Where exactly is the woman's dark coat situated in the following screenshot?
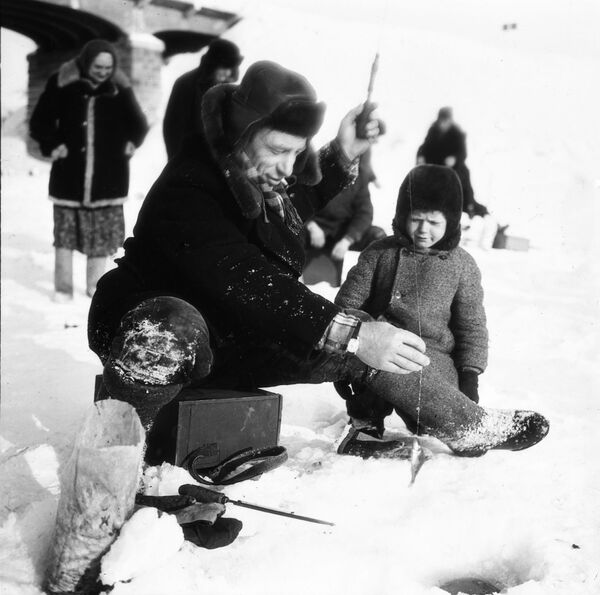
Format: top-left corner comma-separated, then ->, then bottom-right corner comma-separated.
29,60 -> 148,208
89,84 -> 355,360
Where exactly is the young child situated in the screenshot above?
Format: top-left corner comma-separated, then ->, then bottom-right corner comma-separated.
335,164 -> 488,447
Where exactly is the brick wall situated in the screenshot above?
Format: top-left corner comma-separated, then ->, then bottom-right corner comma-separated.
121,34 -> 165,125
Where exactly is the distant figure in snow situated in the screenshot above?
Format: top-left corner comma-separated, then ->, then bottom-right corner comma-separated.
30,39 -> 149,300
417,107 -> 498,249
335,165 -> 489,452
163,39 -> 243,160
303,149 -> 386,286
417,107 -> 488,218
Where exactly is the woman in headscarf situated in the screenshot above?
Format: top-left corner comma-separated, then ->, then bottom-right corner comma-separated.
30,39 -> 149,300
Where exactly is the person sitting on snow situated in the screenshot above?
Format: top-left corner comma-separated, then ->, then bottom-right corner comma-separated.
88,61 -> 549,464
303,149 -> 386,285
334,165 -> 489,453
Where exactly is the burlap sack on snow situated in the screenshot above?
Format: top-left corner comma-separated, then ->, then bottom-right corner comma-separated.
45,399 -> 145,594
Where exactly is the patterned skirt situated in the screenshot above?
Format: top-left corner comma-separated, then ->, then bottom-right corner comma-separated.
53,205 -> 125,257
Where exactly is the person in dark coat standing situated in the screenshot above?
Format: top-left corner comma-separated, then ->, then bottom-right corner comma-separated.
304,149 -> 386,282
30,39 -> 149,300
162,38 -> 243,160
88,61 -> 548,463
417,107 -> 488,217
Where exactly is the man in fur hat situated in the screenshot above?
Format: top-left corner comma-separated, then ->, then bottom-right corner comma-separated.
89,61 -> 548,461
163,38 -> 243,160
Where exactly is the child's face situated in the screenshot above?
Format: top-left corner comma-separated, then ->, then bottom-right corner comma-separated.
406,210 -> 447,250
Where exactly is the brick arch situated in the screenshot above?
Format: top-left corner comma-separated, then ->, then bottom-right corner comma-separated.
153,29 -> 215,59
0,0 -> 125,51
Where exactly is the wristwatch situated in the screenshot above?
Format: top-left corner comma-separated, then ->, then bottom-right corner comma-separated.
346,323 -> 361,354
347,336 -> 360,354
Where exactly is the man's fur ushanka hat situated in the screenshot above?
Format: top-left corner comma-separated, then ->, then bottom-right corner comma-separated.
227,60 -> 326,143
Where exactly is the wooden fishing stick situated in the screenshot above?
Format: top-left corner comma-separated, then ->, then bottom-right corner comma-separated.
355,52 -> 380,139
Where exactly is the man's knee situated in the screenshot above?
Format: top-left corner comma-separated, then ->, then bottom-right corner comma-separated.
108,296 -> 213,387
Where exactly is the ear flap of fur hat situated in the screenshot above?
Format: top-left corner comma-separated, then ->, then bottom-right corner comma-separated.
393,165 -> 463,251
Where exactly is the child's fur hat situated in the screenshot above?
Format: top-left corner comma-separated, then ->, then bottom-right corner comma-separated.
393,164 -> 463,250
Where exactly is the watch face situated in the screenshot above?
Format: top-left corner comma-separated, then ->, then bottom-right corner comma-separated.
348,337 -> 359,354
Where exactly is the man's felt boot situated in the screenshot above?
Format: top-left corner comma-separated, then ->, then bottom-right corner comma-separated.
366,369 -> 549,456
102,296 -> 213,431
443,409 -> 550,456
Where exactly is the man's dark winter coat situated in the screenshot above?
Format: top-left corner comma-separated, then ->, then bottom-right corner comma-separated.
163,40 -> 243,160
89,84 -> 355,363
416,122 -> 487,216
417,123 -> 467,166
29,60 -> 148,208
162,69 -> 215,160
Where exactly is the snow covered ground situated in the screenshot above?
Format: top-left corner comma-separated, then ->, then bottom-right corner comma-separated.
1,1 -> 599,593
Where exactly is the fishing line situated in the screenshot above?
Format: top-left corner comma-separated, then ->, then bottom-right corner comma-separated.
408,172 -> 424,438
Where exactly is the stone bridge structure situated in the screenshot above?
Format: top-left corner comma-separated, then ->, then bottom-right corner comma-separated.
0,0 -> 240,155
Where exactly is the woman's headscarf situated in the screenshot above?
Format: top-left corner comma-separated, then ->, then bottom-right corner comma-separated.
76,39 -> 118,79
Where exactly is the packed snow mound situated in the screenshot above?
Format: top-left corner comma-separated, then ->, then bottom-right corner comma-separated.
100,507 -> 184,586
141,462 -> 200,497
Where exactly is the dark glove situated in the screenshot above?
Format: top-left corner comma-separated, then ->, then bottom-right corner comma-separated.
458,370 -> 480,403
182,517 -> 243,549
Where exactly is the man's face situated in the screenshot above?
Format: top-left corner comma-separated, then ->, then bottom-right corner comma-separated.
406,209 -> 448,250
437,117 -> 453,132
214,67 -> 236,83
245,128 -> 307,187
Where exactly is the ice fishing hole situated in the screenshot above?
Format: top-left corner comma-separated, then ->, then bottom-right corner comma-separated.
435,539 -> 546,594
438,577 -> 502,594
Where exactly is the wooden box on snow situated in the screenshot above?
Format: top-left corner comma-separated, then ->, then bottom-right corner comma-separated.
504,235 -> 530,251
174,387 -> 283,468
